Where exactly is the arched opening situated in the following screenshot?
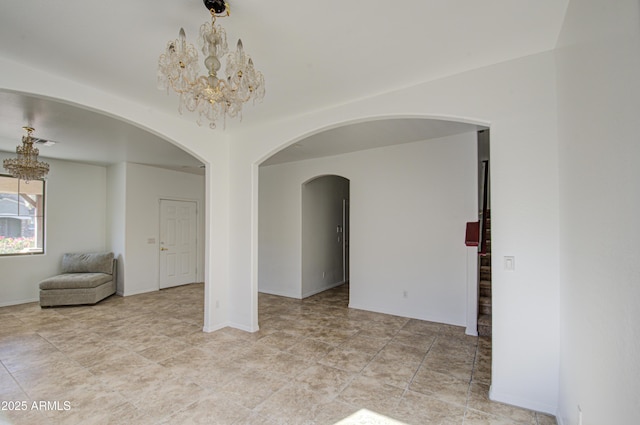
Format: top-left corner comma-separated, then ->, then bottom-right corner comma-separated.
0,89 -> 207,309
257,116 -> 487,334
302,175 -> 350,299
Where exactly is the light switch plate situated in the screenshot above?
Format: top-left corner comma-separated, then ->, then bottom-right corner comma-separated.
504,256 -> 515,271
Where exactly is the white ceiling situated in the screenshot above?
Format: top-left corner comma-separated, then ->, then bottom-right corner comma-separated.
0,0 -> 569,169
262,119 -> 483,166
0,91 -> 205,173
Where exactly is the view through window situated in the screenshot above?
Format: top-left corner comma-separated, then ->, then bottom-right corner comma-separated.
0,175 -> 45,255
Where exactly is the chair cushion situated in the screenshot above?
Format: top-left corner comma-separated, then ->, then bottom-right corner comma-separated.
61,252 -> 114,274
39,273 -> 113,290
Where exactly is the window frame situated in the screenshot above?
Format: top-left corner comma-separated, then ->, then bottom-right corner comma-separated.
0,174 -> 46,257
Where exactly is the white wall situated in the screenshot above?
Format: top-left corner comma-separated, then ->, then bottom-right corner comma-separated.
0,156 -> 205,304
0,154 -> 107,306
1,56 -> 232,331
234,50 -> 561,413
120,163 -> 205,296
107,162 -> 127,294
258,164 -> 303,298
1,40 -> 563,413
555,1 -> 640,424
259,133 -> 477,326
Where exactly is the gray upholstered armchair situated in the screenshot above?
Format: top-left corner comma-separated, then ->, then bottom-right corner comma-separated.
39,252 -> 116,307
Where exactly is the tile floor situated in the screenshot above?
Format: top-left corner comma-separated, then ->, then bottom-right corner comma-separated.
0,283 -> 556,425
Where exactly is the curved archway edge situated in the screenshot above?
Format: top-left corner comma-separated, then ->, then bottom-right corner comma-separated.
256,114 -> 491,167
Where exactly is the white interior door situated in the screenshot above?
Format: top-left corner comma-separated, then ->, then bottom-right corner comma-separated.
159,199 -> 197,289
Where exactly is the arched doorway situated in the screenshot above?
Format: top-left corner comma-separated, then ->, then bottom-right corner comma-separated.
256,116 -> 485,332
302,175 -> 350,299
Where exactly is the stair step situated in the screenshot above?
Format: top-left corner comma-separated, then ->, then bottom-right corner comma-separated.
478,314 -> 492,337
480,267 -> 491,280
478,314 -> 492,326
479,297 -> 492,315
477,209 -> 492,337
479,296 -> 492,306
479,281 -> 492,297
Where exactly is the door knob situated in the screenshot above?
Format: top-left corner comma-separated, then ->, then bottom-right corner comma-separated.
160,247 -> 168,251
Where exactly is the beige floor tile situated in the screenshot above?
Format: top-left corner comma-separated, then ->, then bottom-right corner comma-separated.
318,347 -> 376,373
338,375 -> 404,417
0,366 -> 27,400
391,330 -> 437,351
12,364 -> 102,400
361,357 -> 420,389
472,362 -> 492,385
127,377 -> 211,420
333,408 -> 409,425
402,318 -> 444,335
255,384 -> 325,424
287,338 -> 335,361
311,400 -> 361,425
220,368 -> 290,409
338,334 -> 389,355
255,330 -> 304,351
0,407 -> 53,425
536,412 -> 558,425
375,341 -> 427,366
409,368 -> 470,406
352,325 -> 398,340
463,409 -> 518,425
39,386 -> 129,425
468,383 -> 537,425
294,363 -> 355,401
0,283 -> 556,425
393,390 -> 464,425
308,327 -> 360,346
422,352 -> 474,381
160,392 -> 251,425
135,337 -> 191,362
233,411 -> 282,425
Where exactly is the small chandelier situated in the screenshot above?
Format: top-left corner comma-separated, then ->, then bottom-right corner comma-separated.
158,0 -> 265,129
3,126 -> 50,182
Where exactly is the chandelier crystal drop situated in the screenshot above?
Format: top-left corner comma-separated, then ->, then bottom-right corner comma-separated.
3,127 -> 50,182
157,0 -> 265,129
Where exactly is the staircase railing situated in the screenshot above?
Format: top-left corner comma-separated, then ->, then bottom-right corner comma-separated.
480,160 -> 489,254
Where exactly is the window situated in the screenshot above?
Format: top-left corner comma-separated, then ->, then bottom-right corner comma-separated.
0,175 -> 45,255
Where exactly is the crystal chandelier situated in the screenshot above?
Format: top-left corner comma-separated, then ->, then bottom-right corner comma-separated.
3,127 -> 50,182
158,0 -> 265,129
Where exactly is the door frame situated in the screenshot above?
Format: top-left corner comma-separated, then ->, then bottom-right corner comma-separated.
158,197 -> 199,289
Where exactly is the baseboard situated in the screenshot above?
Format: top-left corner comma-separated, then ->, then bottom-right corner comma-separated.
489,385 -> 557,416
466,327 -> 478,337
302,281 -> 345,299
258,288 -> 301,299
202,322 -> 230,333
229,322 -> 259,333
203,321 -> 260,333
120,287 -> 158,297
0,297 -> 39,307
